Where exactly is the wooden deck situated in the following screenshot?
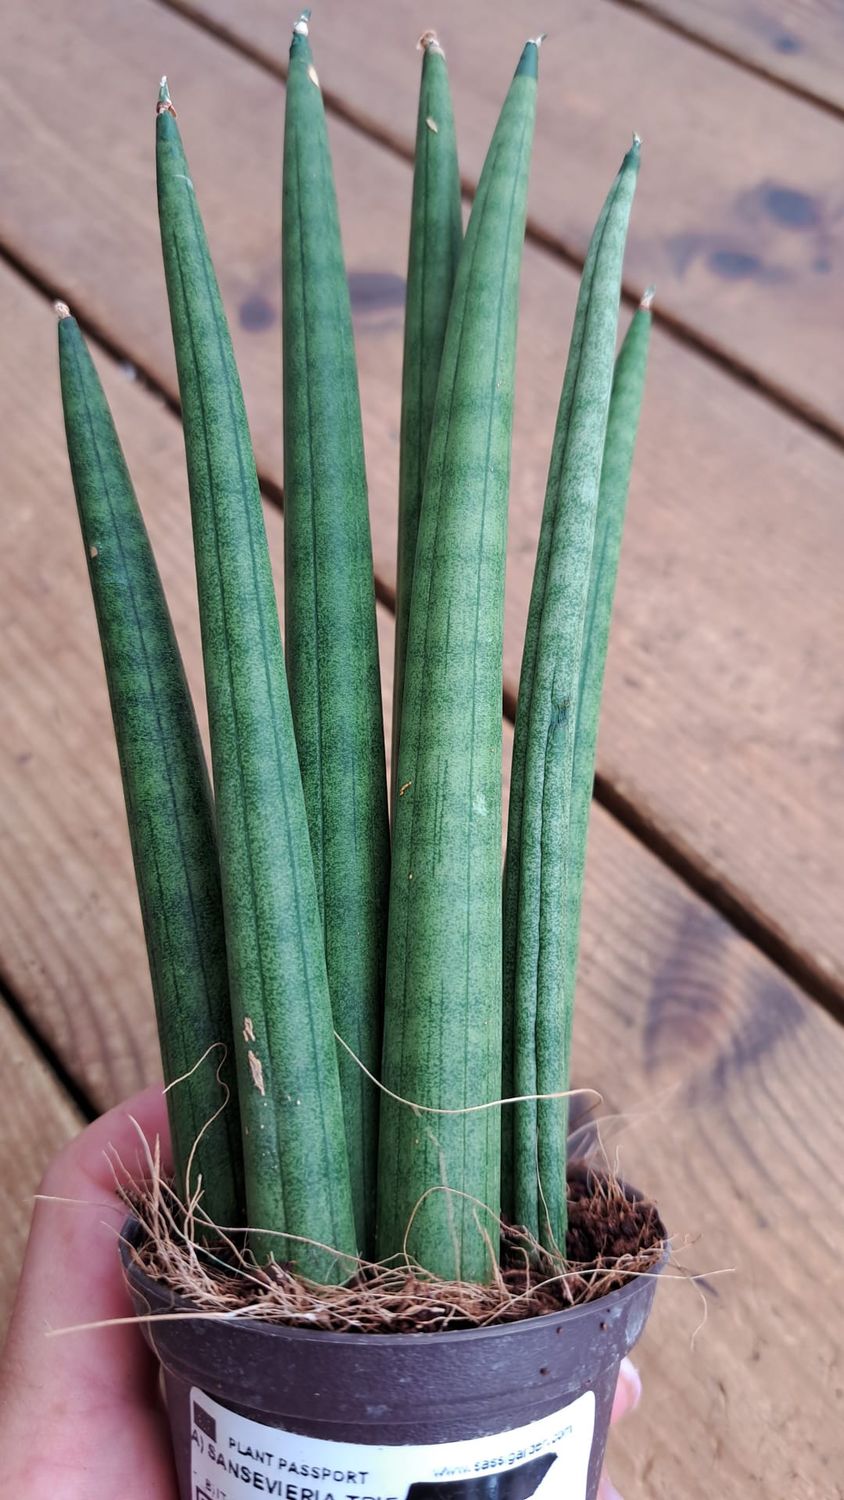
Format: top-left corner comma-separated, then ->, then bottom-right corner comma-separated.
0,2 -> 841,1494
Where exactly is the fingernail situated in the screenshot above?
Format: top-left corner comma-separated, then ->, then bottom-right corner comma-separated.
599,1478 -> 624,1500
618,1356 -> 642,1410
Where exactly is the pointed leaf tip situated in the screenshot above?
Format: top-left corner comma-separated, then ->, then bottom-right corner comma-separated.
293,10 -> 310,36
515,36 -> 542,78
640,285 -> 656,310
622,133 -> 642,174
157,76 -> 176,116
54,300 -> 71,321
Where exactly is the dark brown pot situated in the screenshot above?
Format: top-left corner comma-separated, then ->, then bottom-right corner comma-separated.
121,1197 -> 665,1500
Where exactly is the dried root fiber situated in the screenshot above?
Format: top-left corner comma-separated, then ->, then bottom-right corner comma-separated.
120,1151 -> 666,1336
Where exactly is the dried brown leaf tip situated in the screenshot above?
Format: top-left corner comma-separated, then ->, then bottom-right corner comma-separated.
156,76 -> 177,118
417,30 -> 444,55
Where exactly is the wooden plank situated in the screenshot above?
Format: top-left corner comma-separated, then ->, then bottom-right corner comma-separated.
2,280 -> 196,1109
0,255 -> 394,1109
1,260 -> 843,1498
0,1007 -> 81,1332
1,0 -> 842,998
169,0 -> 844,437
568,815 -> 844,1500
619,0 -> 844,116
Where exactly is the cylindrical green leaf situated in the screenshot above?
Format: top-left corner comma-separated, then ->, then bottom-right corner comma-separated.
567,293 -> 653,997
502,143 -> 640,1251
392,33 -> 462,806
58,308 -> 242,1230
156,80 -> 356,1280
282,16 -> 390,1258
378,42 -> 539,1282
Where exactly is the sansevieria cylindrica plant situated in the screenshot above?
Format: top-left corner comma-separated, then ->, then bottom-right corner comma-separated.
59,16 -> 651,1289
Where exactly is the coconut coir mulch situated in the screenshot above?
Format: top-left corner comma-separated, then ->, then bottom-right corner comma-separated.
123,1165 -> 666,1336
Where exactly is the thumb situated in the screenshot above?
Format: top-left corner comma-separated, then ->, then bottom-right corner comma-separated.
0,1087 -> 177,1497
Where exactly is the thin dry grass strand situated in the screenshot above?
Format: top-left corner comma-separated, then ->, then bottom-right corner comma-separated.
40,1160 -> 730,1344
112,1141 -> 673,1333
334,1031 -> 601,1115
534,1132 -> 566,1263
567,1082 -> 684,1165
689,1277 -> 711,1351
45,1258 -> 732,1342
162,1043 -> 233,1215
37,1090 -> 711,1337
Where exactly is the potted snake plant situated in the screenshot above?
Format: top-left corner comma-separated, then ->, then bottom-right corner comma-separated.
58,15 -> 664,1499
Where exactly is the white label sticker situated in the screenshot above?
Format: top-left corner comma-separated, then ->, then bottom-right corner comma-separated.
190,1383 -> 594,1500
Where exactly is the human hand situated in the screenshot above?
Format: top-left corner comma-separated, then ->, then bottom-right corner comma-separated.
0,1091 -> 643,1500
600,1356 -> 643,1500
0,1086 -> 177,1500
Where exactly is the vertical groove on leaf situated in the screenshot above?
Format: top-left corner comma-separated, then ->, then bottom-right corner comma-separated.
282,23 -> 390,1258
392,36 -> 462,807
58,311 -> 242,1230
378,43 -> 539,1283
502,144 -> 640,1250
156,82 -> 356,1281
567,295 -> 653,1015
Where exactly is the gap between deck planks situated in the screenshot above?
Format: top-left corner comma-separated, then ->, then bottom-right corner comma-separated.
1,0 -> 842,1007
0,999 -> 82,1330
607,0 -> 844,118
160,0 -> 844,439
1,255 -> 843,1496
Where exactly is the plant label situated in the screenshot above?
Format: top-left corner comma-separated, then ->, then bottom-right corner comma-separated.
190,1385 -> 595,1499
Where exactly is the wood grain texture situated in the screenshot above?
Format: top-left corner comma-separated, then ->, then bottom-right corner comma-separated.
574,813 -> 844,1499
0,256 -> 394,1112
1,257 -> 842,1494
169,0 -> 844,435
0,0 -> 841,999
618,0 -> 844,115
0,1009 -> 81,1333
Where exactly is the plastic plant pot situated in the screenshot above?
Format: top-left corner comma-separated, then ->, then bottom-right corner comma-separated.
121,1194 -> 665,1500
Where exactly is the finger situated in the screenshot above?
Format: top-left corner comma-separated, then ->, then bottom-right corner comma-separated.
598,1479 -> 624,1500
610,1357 -> 642,1424
599,1359 -> 643,1500
0,1086 -> 171,1407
